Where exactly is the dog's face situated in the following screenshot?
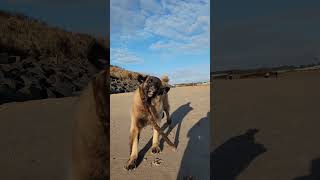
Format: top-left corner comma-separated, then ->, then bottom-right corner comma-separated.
138,75 -> 170,99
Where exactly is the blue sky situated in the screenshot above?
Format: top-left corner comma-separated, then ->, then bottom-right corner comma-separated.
2,0 -> 320,74
213,0 -> 320,71
110,0 -> 210,84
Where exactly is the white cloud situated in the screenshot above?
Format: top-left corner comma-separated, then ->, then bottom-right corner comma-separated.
110,0 -> 210,54
145,0 -> 210,53
139,0 -> 162,14
111,48 -> 144,64
136,63 -> 210,84
110,0 -> 146,36
149,32 -> 209,53
170,67 -> 210,84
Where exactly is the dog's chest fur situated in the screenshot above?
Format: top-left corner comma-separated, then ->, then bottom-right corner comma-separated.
150,96 -> 164,120
139,96 -> 164,127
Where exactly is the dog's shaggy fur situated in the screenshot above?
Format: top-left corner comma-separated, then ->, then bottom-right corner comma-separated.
125,75 -> 171,170
71,69 -> 109,180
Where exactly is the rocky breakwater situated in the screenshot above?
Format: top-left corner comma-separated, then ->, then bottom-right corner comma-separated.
0,53 -> 100,104
110,66 -> 141,94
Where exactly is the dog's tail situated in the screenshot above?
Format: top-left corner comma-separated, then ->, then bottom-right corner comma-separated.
161,75 -> 169,83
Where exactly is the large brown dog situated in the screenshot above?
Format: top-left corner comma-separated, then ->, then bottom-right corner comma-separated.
71,69 -> 109,180
125,75 -> 172,170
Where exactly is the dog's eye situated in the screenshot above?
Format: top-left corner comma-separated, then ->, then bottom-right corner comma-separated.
148,79 -> 152,84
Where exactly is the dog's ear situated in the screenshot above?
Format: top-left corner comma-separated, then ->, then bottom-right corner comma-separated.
159,86 -> 170,95
137,74 -> 148,84
164,86 -> 170,94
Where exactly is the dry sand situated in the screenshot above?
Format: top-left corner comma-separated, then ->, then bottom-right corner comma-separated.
3,70 -> 318,180
212,71 -> 320,180
0,85 -> 210,180
0,97 -> 78,180
111,85 -> 210,180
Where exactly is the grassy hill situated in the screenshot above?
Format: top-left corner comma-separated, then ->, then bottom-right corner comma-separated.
110,65 -> 143,93
0,10 -> 107,61
0,10 -> 107,104
0,10 -> 164,100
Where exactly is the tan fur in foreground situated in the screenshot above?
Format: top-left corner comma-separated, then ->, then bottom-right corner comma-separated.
71,70 -> 109,180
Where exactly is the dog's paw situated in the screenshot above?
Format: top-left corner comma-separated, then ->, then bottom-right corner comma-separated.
151,146 -> 161,154
124,159 -> 137,171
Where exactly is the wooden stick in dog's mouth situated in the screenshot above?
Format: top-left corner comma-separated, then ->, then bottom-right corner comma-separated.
147,106 -> 176,151
139,87 -> 176,151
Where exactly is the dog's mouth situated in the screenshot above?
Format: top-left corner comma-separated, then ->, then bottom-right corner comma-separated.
147,87 -> 157,97
147,87 -> 168,97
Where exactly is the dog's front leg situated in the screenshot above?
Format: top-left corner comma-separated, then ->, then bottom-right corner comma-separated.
163,98 -> 171,125
125,123 -> 139,170
151,128 -> 161,154
165,108 -> 171,125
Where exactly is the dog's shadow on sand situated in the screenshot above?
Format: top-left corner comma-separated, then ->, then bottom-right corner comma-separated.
211,128 -> 267,180
177,112 -> 210,179
135,102 -> 193,167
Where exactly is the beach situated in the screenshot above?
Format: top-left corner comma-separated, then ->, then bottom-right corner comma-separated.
212,71 -> 320,180
111,85 -> 210,180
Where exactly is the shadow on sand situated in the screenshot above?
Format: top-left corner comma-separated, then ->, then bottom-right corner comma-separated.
177,112 -> 210,180
135,102 -> 193,167
211,128 -> 267,180
293,159 -> 320,180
